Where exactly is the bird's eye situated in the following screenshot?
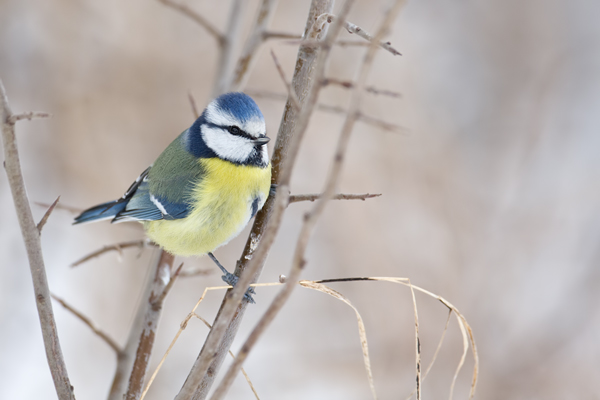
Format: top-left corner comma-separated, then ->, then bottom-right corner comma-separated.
228,126 -> 241,135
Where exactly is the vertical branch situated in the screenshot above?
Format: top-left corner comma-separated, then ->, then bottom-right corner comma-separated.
0,80 -> 76,400
229,0 -> 279,92
213,0 -> 246,97
124,251 -> 175,400
209,0 -> 407,397
107,250 -> 174,400
174,1 -> 337,400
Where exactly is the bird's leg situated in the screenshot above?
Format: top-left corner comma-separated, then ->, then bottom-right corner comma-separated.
269,183 -> 277,197
207,252 -> 255,303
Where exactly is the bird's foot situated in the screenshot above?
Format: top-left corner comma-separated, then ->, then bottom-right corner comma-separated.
220,271 -> 256,304
208,252 -> 256,304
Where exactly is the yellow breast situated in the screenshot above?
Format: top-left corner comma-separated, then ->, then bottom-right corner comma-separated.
144,158 -> 271,256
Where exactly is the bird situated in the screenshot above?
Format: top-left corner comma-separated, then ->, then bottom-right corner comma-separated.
74,92 -> 272,301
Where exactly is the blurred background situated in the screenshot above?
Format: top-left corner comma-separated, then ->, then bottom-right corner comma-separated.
1,0 -> 599,399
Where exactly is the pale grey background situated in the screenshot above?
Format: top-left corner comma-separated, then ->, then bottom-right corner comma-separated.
1,0 -> 599,399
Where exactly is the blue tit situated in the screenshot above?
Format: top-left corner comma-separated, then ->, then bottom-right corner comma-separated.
74,92 -> 271,297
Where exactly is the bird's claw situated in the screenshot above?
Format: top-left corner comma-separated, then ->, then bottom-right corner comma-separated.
221,271 -> 256,303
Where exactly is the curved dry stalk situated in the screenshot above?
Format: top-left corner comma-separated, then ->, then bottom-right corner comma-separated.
299,281 -> 378,400
1,79 -> 75,400
404,309 -> 452,400
140,284 -> 262,400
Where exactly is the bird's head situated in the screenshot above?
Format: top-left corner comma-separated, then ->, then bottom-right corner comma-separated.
187,92 -> 270,167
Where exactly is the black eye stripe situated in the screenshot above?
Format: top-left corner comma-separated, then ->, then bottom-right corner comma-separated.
203,122 -> 256,140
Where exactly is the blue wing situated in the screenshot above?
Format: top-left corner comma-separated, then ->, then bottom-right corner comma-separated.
112,167 -> 193,222
74,165 -> 193,224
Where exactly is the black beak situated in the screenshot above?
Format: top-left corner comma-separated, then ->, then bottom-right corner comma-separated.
253,136 -> 270,145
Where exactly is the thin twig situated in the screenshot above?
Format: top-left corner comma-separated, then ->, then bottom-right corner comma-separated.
270,49 -> 301,112
289,192 -> 381,203
71,239 -> 151,267
1,79 -> 75,400
229,0 -> 279,91
262,31 -> 302,40
322,77 -> 402,98
210,2 -> 407,398
157,0 -> 224,45
37,195 -> 60,233
8,111 -> 51,123
245,89 -> 407,133
213,0 -> 246,96
51,293 -> 122,355
35,201 -> 82,214
176,1 -> 338,399
325,14 -> 402,56
178,266 -> 213,278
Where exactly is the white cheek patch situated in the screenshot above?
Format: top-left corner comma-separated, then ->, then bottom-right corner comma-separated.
202,125 -> 255,163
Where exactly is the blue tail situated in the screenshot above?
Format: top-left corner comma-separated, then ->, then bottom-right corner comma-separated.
73,200 -> 128,224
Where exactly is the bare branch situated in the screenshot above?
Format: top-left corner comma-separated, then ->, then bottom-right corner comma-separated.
70,240 -> 151,267
1,79 -> 75,400
108,250 -> 173,400
270,49 -> 301,112
176,1 -> 339,399
289,192 -> 381,203
322,77 -> 402,98
210,2 -> 407,398
229,0 -> 279,91
51,293 -> 122,355
123,251 -> 174,400
37,195 -> 60,233
157,0 -> 224,45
